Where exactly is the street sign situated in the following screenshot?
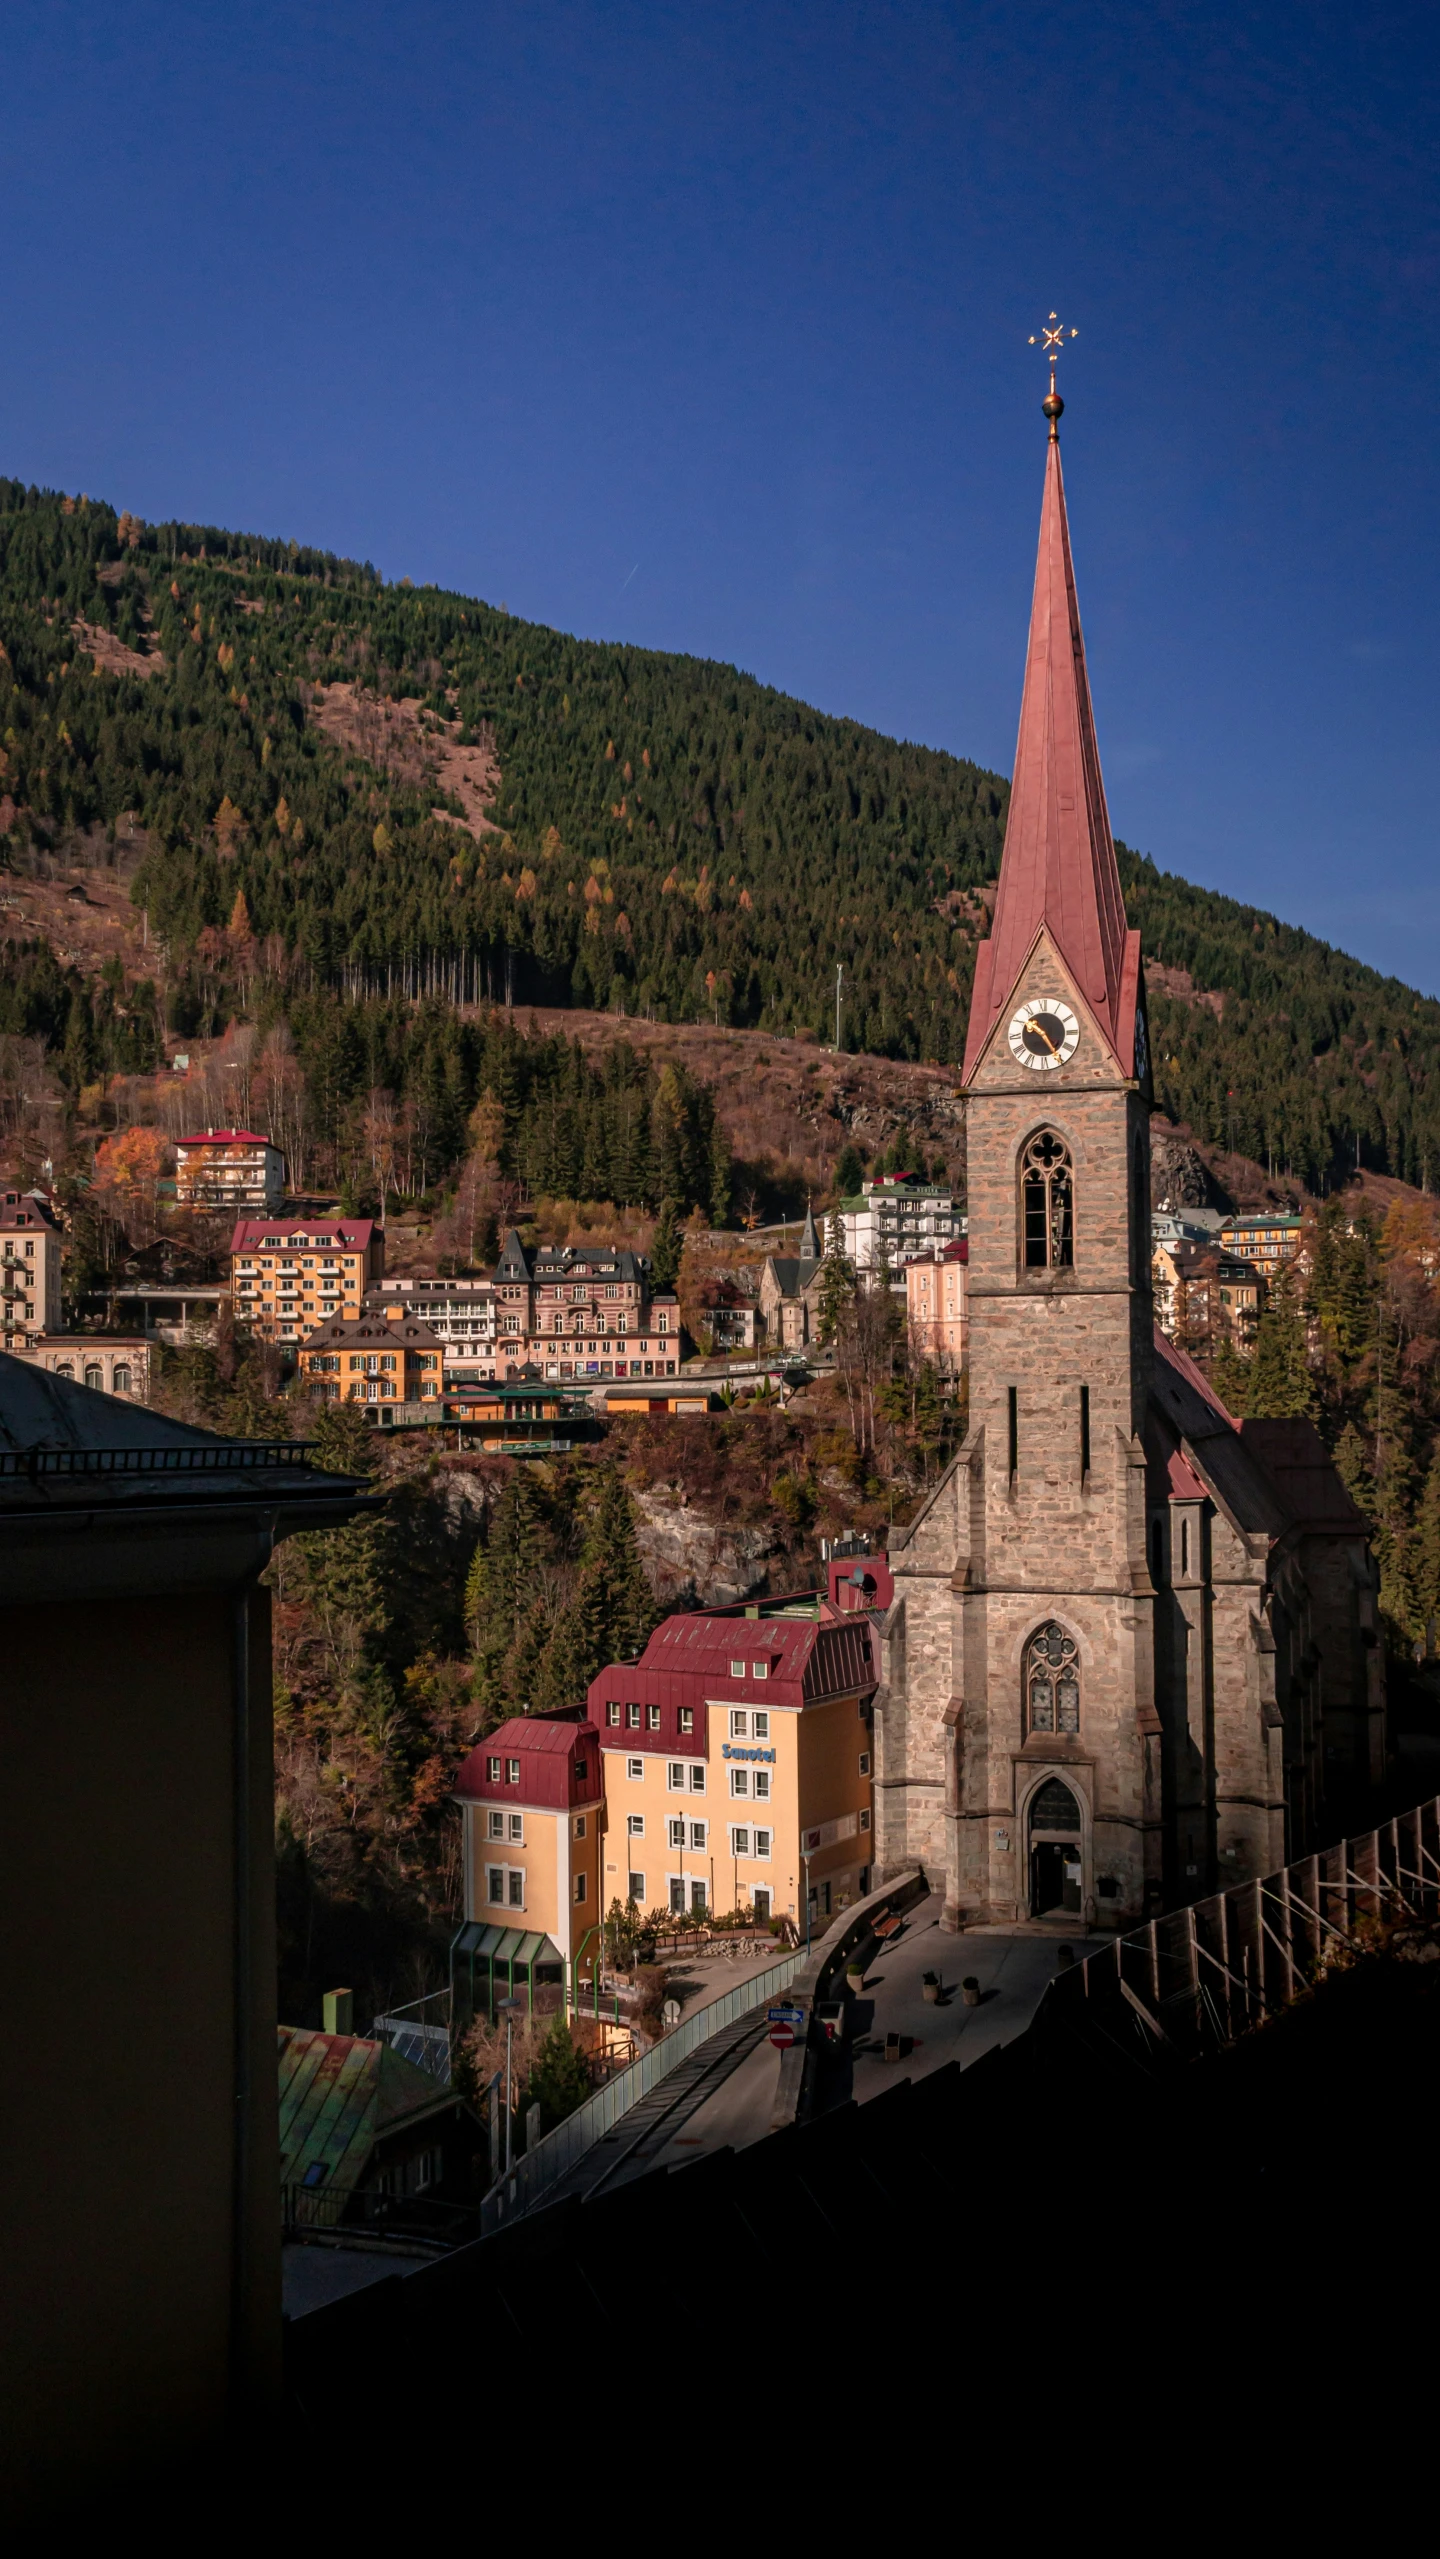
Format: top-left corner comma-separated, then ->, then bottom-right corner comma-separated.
769,2023 -> 796,2050
767,2004 -> 804,2025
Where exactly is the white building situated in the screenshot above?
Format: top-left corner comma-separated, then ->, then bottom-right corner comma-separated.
838,1178 -> 961,1273
370,1277 -> 498,1366
176,1129 -> 285,1215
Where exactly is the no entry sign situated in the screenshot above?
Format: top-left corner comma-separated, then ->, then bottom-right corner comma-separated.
769,2022 -> 796,2049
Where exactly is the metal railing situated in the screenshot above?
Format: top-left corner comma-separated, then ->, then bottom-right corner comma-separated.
480,1950 -> 804,2234
0,1439 -> 320,1478
1038,1795 -> 1440,2058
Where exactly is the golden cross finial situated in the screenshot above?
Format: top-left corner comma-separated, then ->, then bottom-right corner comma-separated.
1028,311 -> 1077,437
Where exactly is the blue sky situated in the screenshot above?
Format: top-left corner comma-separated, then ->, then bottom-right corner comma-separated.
5,2 -> 1440,986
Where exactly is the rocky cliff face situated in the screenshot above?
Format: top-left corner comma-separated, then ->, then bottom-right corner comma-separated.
633,1486 -> 791,1608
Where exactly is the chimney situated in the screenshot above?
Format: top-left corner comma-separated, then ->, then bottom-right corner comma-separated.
322,1987 -> 353,2036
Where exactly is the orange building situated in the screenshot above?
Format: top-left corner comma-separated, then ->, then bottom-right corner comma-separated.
297,1312 -> 442,1406
451,1719 -> 605,2017
230,1217 -> 382,1343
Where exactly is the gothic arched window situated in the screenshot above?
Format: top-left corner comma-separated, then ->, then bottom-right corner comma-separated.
1021,1131 -> 1074,1270
1025,1621 -> 1081,1735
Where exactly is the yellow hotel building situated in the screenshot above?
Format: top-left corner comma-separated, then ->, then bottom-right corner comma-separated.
586,1561 -> 890,1930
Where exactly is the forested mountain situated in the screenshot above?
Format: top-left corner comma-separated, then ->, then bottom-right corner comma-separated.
1,473 -> 1437,1191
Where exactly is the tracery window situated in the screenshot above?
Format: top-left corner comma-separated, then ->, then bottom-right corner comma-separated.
1021,1131 -> 1074,1270
1025,1621 -> 1081,1735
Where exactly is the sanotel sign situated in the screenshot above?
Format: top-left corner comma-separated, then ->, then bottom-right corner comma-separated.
721,1744 -> 777,1763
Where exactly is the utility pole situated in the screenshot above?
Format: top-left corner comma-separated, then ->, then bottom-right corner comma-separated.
835,964 -> 844,1053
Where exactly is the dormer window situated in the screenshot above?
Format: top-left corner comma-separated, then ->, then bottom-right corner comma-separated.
730,1659 -> 745,1679
752,1661 -> 769,1681
506,1758 -> 521,1784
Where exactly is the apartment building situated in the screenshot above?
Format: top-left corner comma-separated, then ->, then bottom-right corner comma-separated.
230,1217 -> 383,1341
451,1719 -> 605,2019
905,1238 -> 968,1375
1219,1213 -> 1305,1270
298,1312 -> 443,1406
1152,1239 -> 1263,1353
587,1557 -> 890,1931
839,1176 -> 961,1274
175,1128 -> 285,1215
492,1229 -> 680,1379
371,1275 -> 498,1365
0,1188 -> 62,1351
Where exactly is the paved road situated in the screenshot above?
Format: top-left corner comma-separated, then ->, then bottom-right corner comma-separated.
639,1894 -> 1106,2170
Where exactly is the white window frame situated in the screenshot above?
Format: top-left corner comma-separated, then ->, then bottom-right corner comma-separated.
507,1813 -> 524,1844
627,1870 -> 646,1905
753,1770 -> 771,1802
667,1817 -> 686,1850
688,1820 -> 707,1852
751,1661 -> 769,1681
486,1809 -> 505,1841
627,1813 -> 645,1838
667,1761 -> 686,1791
752,1712 -> 770,1739
627,1757 -> 645,1781
689,1765 -> 705,1793
485,1864 -> 526,1909
730,1767 -> 750,1798
729,1708 -> 748,1737
730,1824 -> 751,1858
574,1815 -> 587,1839
752,1827 -> 773,1860
729,1662 -> 745,1682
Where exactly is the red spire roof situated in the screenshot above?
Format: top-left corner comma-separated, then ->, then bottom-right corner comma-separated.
962,430 -> 1140,1082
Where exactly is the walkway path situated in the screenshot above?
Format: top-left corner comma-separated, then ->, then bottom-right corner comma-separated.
634,1895 -> 1106,2174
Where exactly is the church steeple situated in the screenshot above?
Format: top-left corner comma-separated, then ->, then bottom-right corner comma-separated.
961,411 -> 1140,1084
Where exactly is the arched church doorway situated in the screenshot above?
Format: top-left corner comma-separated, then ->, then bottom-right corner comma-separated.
1028,1776 -> 1083,1916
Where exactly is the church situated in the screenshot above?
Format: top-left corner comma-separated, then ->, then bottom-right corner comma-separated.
875,379 -> 1384,1932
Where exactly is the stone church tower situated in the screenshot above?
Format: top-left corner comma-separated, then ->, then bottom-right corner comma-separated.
875,388 -> 1383,1932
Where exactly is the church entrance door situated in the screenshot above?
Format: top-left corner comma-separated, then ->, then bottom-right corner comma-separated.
1028,1777 -> 1083,1916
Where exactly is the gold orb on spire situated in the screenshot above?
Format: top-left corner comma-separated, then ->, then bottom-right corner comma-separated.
1028,311 -> 1078,437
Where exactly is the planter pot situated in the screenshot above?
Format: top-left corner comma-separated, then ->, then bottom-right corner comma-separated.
846,1966 -> 866,1991
923,1982 -> 941,2004
962,1980 -> 982,2007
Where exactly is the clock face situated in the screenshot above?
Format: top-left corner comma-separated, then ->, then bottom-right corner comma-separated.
1008,997 -> 1080,1071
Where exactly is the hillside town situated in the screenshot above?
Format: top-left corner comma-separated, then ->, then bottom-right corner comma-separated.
5,9 -> 1437,2495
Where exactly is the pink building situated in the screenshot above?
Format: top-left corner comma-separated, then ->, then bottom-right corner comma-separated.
905,1237 -> 967,1376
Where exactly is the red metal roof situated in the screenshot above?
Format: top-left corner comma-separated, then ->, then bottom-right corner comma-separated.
177,1130 -> 275,1146
963,430 -> 1139,1083
454,1717 -> 602,1808
230,1217 -> 375,1251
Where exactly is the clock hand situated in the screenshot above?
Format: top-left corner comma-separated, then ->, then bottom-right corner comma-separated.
1029,1018 -> 1060,1055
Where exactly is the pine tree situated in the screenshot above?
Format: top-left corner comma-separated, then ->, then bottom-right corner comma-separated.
650,1198 -> 683,1290
707,1110 -> 732,1228
1243,1263 -> 1316,1419
1333,1422 -> 1375,1523
1210,1334 -> 1251,1416
520,2014 -> 591,2134
1415,1452 -> 1440,1652
467,1472 -> 547,1715
817,1210 -> 857,1347
833,1141 -> 864,1200
532,1467 -> 656,1711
